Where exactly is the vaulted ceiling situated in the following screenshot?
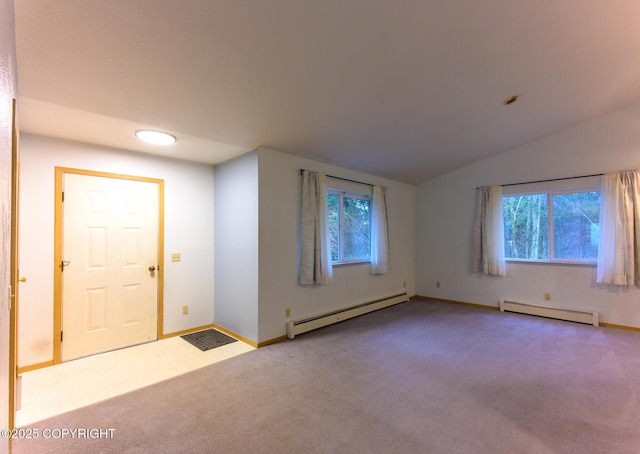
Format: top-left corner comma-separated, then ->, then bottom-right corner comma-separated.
14,1 -> 640,184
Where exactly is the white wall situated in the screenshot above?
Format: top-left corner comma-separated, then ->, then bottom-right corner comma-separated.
416,99 -> 640,328
213,151 -> 259,342
1,0 -> 17,446
18,134 -> 215,367
257,147 -> 416,343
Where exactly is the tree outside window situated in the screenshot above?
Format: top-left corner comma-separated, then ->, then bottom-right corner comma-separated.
502,190 -> 599,263
327,191 -> 370,263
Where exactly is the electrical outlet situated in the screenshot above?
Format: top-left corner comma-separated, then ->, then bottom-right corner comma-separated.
436,281 -> 441,288
182,305 -> 188,315
544,293 -> 551,301
285,307 -> 291,317
171,253 -> 181,262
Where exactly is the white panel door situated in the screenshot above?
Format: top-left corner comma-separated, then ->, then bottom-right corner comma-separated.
62,173 -> 158,361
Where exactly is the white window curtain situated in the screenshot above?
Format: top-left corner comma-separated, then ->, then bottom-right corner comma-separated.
597,170 -> 640,285
299,170 -> 332,285
370,185 -> 390,275
473,185 -> 506,276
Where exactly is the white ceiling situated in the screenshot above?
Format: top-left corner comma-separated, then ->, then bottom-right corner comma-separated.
14,1 -> 640,184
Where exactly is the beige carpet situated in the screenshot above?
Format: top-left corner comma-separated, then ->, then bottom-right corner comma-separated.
13,298 -> 640,453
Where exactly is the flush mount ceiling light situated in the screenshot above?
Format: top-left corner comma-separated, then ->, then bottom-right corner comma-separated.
135,130 -> 177,145
503,95 -> 519,106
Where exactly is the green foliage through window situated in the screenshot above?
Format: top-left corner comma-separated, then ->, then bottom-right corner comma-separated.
552,192 -> 600,260
327,191 -> 370,263
503,194 -> 549,260
502,190 -> 600,262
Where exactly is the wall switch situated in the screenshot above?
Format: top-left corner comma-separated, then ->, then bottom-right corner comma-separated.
285,308 -> 291,318
436,281 -> 441,288
403,281 -> 406,288
182,305 -> 188,315
171,253 -> 181,262
544,293 -> 551,301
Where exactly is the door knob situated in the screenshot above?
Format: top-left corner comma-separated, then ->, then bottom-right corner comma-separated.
149,266 -> 156,272
19,277 -> 26,283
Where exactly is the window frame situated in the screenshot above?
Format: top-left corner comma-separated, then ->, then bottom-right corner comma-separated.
327,188 -> 371,265
503,186 -> 601,266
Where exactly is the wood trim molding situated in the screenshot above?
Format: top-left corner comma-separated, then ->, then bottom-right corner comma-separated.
53,168 -> 63,363
9,98 -> 19,430
17,360 -> 55,374
414,295 -> 500,311
212,324 -> 258,348
257,336 -> 287,348
161,324 -> 287,349
159,324 -> 216,339
181,322 -> 287,349
157,178 -> 165,339
599,322 -> 640,332
417,295 -> 640,332
54,167 -> 166,184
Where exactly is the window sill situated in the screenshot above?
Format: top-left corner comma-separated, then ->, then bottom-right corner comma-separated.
332,260 -> 370,268
506,259 -> 596,267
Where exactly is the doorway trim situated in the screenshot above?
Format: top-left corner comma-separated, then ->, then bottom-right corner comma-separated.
9,98 -> 20,430
53,167 -> 164,364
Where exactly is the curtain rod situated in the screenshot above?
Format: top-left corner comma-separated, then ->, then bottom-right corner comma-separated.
477,173 -> 603,189
299,169 -> 375,187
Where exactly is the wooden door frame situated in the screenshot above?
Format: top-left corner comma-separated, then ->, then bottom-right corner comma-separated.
9,98 -> 19,430
53,167 -> 164,364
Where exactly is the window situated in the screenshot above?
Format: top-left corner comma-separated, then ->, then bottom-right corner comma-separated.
327,190 -> 371,264
502,190 -> 600,263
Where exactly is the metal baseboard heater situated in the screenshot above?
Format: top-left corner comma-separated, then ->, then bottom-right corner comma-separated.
286,292 -> 409,339
499,297 -> 599,326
